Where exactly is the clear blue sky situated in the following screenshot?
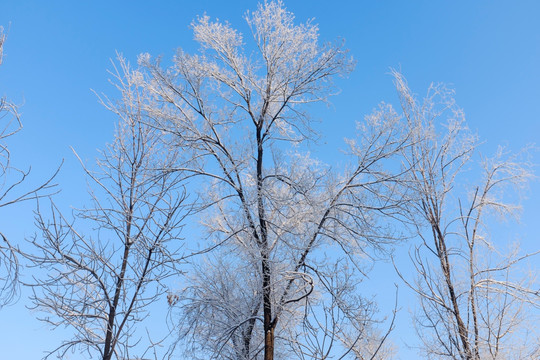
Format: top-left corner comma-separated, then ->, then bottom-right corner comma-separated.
1,1 -> 539,358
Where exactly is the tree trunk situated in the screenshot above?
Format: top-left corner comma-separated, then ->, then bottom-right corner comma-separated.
264,324 -> 275,360
262,251 -> 275,360
434,225 -> 472,359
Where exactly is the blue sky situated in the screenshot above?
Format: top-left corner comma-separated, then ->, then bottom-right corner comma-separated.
0,1 -> 539,358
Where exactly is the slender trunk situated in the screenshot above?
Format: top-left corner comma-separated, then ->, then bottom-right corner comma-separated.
103,244 -> 130,360
103,172 -> 136,360
262,255 -> 275,360
469,240 -> 479,360
434,224 -> 472,360
255,121 -> 274,360
469,188 -> 482,360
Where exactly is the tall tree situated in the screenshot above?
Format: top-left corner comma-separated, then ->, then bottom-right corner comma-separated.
26,58 -> 189,360
393,71 -> 540,359
141,2 -> 410,358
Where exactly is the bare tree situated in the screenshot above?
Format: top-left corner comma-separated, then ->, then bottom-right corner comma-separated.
25,58 -> 189,360
139,2 -> 410,359
0,26 -> 57,309
393,71 -> 540,359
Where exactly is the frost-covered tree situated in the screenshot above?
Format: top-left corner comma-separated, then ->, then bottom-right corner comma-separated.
393,71 -> 540,359
139,2 -> 410,359
26,58 -> 189,360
